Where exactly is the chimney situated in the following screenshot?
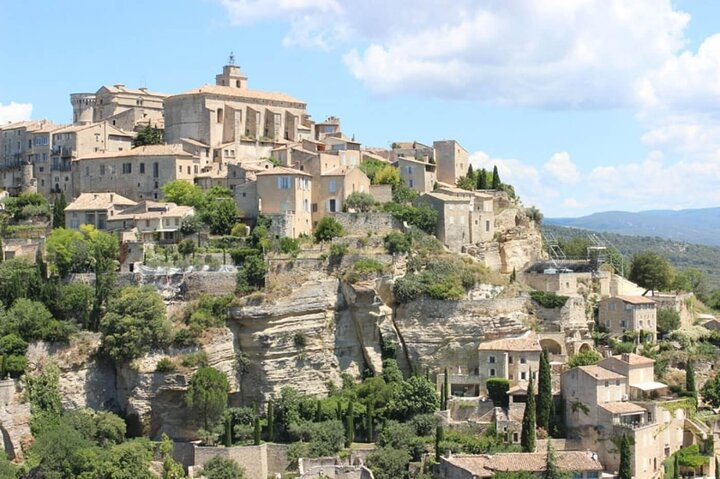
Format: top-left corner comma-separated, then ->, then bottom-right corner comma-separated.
113,84 -> 125,89
110,193 -> 114,202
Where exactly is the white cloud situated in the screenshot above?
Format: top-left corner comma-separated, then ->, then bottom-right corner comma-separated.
543,152 -> 580,184
220,0 -> 690,107
0,102 -> 32,124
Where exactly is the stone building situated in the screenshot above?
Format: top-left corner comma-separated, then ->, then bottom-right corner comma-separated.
394,156 -> 436,193
436,451 -> 603,479
51,122 -> 134,195
598,296 -> 657,342
434,139 -> 468,185
64,192 -> 137,230
72,144 -> 200,201
477,331 -> 542,396
0,120 -> 61,195
71,84 -> 168,130
164,61 -> 311,159
107,200 -> 194,244
255,166 -> 312,238
315,166 -> 370,225
562,353 -> 711,479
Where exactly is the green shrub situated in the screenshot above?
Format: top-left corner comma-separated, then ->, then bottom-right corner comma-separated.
486,378 -> 510,407
230,223 -> 248,237
393,276 -> 423,303
354,259 -> 385,275
230,247 -> 262,265
329,243 -> 348,259
156,358 -> 176,373
567,350 -> 602,368
315,217 -> 344,242
530,291 -> 570,309
293,333 -> 307,348
345,192 -> 376,212
181,351 -> 209,368
384,232 -> 411,254
280,237 -> 300,255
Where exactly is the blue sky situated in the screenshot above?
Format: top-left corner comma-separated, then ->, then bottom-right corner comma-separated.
1,0 -> 719,217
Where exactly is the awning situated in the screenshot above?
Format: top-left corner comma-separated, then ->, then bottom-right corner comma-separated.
631,381 -> 668,391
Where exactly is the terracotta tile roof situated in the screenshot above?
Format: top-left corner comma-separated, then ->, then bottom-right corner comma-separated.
478,331 -> 542,352
420,191 -> 470,203
577,365 -> 625,381
99,85 -> 169,97
65,192 -> 136,211
175,84 -> 305,105
612,353 -> 655,365
447,451 -> 603,476
180,138 -> 209,148
599,402 -> 647,414
615,295 -> 656,305
256,166 -> 311,177
76,144 -> 195,160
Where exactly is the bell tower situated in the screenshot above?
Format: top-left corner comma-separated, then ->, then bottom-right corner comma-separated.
215,52 -> 248,89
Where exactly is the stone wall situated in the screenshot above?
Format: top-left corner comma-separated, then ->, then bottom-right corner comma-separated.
534,297 -> 588,333
370,184 -> 392,203
191,443 -> 290,479
331,212 -> 402,237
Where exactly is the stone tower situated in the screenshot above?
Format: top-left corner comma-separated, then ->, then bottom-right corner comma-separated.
215,53 -> 248,89
70,93 -> 96,125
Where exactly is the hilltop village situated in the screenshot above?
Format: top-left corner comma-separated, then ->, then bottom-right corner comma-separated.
0,59 -> 719,479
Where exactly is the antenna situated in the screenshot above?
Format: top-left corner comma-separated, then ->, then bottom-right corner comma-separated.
228,51 -> 236,65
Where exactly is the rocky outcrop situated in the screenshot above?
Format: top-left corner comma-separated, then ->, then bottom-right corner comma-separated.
496,207 -> 543,274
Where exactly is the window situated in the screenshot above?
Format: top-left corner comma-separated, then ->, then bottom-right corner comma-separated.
329,179 -> 337,193
304,199 -> 309,213
153,162 -> 159,178
488,356 -> 496,364
140,163 -> 145,174
145,220 -> 150,227
409,179 -> 414,188
217,108 -> 223,123
277,176 -> 292,189
513,433 -> 519,442
85,166 -> 90,176
406,166 -> 412,174
508,356 -> 513,364
605,381 -> 609,387
100,165 -> 105,175
520,372 -> 527,380
328,199 -> 337,212
615,379 -> 620,386
178,165 -> 182,173
485,220 -> 490,232
520,357 -> 527,364
489,369 -> 496,377
312,203 -> 318,212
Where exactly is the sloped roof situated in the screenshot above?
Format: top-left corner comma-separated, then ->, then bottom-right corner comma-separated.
446,451 -> 603,476
614,296 -> 656,305
478,331 -> 541,352
612,353 -> 655,365
65,192 -> 136,211
256,166 -> 311,177
76,144 -> 195,160
599,402 -> 647,415
173,84 -> 305,105
577,365 -> 625,381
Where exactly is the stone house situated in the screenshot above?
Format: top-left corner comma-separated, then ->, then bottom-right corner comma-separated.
598,296 -> 657,342
394,156 -> 436,193
164,62 -> 311,158
64,192 -> 137,230
388,141 -> 434,163
477,331 -> 542,396
106,200 -> 194,244
562,353 -> 710,479
316,166 -> 371,225
434,139 -> 468,185
256,166 -> 312,238
436,451 -> 603,479
72,144 -> 200,202
51,122 -> 133,196
71,84 -> 167,130
414,191 -> 471,251
313,116 -> 342,141
435,185 -> 495,243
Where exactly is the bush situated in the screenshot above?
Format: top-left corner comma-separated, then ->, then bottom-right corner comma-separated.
236,255 -> 267,294
293,333 -> 307,348
181,351 -> 209,369
314,217 -> 344,242
345,192 -> 376,212
393,276 -> 423,303
156,358 -> 176,373
280,237 -> 300,255
567,350 -> 602,368
530,291 -> 569,309
657,308 -> 681,335
200,456 -> 245,479
384,232 -> 411,254
329,243 -> 348,258
486,378 -> 510,407
230,223 -> 248,237
354,259 -> 385,275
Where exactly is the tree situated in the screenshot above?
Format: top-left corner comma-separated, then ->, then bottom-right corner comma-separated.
477,168 -> 488,190
486,378 -> 510,408
375,165 -> 401,187
544,440 -> 565,479
314,217 -> 344,242
673,452 -> 680,479
657,309 -> 681,336
159,433 -> 185,479
4,298 -> 74,342
50,282 -> 94,329
526,206 -> 544,225
345,401 -> 354,448
253,415 -> 261,446
444,367 -> 450,409
81,225 -> 120,330
199,456 -> 245,479
235,254 -> 266,293
435,425 -> 444,462
567,350 -> 601,368
391,184 -> 418,205
466,164 -> 474,178
520,371 -> 536,452
457,175 -> 476,191
162,180 -> 206,208
133,124 -> 164,146
629,252 -> 674,296
673,268 -> 709,298
386,375 -> 439,421
178,239 -> 196,259
686,359 -> 696,395
266,401 -> 275,442
491,165 -> 501,189
0,258 -> 43,307
359,158 -> 388,184
345,192 -> 376,212
52,192 -> 67,229
203,197 -> 238,235
619,434 -> 632,479
99,286 -> 171,361
186,367 -> 230,430
537,349 -> 552,432
46,228 -> 90,276
384,232 -> 411,255
366,447 -> 411,479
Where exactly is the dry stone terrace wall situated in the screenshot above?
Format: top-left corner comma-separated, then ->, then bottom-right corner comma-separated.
330,212 -> 403,236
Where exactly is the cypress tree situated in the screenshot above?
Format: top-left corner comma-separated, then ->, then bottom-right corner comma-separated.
224,415 -> 232,447
444,367 -> 450,408
544,440 -> 561,479
686,359 -> 696,394
315,400 -> 322,422
366,401 -> 374,442
492,165 -> 501,189
714,457 -> 719,479
52,191 -> 67,229
619,434 -> 632,479
537,349 -> 552,432
345,401 -> 354,448
435,425 -> 444,462
510,267 -> 516,283
440,381 -> 446,411
466,164 -> 474,180
520,370 -> 536,452
266,401 -> 274,442
254,415 -> 261,445
477,168 -> 488,190
336,401 -> 343,421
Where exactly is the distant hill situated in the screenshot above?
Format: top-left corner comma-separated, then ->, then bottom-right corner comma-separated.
542,224 -> 720,289
546,207 -> 720,246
